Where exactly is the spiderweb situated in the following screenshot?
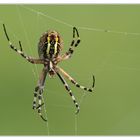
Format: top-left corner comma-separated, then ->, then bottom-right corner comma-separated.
1,5 -> 140,135
14,5 -> 92,135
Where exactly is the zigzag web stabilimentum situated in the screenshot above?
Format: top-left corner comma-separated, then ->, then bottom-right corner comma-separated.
3,5 -> 140,135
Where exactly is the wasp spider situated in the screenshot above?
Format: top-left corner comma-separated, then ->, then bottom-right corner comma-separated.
3,24 -> 95,121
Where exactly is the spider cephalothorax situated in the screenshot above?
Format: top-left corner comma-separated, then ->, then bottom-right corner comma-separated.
3,24 -> 95,122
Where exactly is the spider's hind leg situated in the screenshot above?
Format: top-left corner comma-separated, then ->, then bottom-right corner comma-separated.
3,24 -> 46,65
60,27 -> 81,61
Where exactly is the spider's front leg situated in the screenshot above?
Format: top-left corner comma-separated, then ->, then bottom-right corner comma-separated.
56,71 -> 80,114
3,24 -> 45,65
57,66 -> 95,92
33,67 -> 48,121
60,27 -> 81,61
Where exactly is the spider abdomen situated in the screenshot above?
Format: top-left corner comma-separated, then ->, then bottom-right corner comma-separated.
38,30 -> 63,60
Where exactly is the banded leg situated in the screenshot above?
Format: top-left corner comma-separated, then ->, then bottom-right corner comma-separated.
57,66 -> 95,92
61,27 -> 81,61
37,87 -> 46,121
33,86 -> 39,109
3,24 -> 45,64
56,72 -> 80,114
33,67 -> 48,121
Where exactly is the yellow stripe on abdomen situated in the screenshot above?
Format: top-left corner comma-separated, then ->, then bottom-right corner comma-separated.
54,42 -> 58,55
47,43 -> 51,54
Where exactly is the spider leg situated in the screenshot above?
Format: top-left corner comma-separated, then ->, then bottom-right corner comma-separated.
3,24 -> 45,64
37,86 -> 46,121
33,67 -> 48,121
56,71 -> 80,114
57,66 -> 95,92
60,27 -> 81,61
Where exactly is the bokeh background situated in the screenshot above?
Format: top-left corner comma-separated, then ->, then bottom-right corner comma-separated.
0,4 -> 140,135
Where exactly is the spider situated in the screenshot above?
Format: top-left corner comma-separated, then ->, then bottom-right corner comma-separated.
3,24 -> 95,121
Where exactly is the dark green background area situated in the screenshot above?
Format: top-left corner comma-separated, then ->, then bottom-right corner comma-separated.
0,4 -> 140,135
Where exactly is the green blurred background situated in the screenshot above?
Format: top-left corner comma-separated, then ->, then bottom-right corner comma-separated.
0,4 -> 140,135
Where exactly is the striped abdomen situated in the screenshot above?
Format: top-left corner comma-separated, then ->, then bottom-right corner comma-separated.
38,30 -> 63,60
